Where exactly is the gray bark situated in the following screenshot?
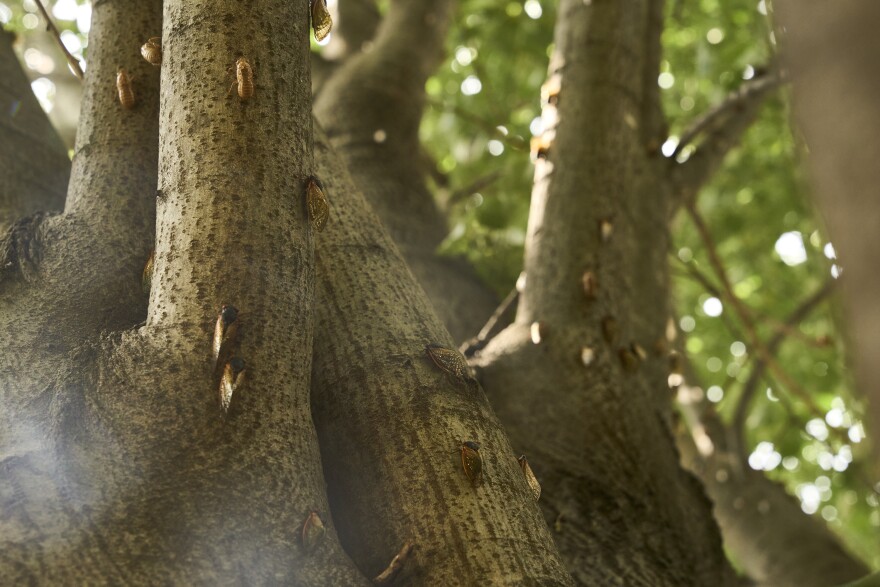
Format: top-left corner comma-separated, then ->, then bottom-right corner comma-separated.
474,0 -> 737,584
679,428 -> 869,587
314,0 -> 498,342
1,0 -> 367,583
0,28 -> 69,230
310,126 -> 573,585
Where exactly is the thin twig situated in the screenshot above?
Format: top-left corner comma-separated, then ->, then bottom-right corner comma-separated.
34,0 -> 84,82
729,279 -> 836,456
446,170 -> 502,207
461,287 -> 519,357
427,98 -> 529,151
685,204 -> 824,418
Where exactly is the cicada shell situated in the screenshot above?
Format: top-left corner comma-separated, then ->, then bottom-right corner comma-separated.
517,455 -> 541,501
599,218 -> 613,243
540,73 -> 562,105
530,133 -> 552,160
307,177 -> 329,232
219,357 -> 245,412
582,271 -> 597,300
213,304 -> 240,365
425,344 -> 469,381
631,343 -> 647,361
601,316 -> 618,345
460,441 -> 483,487
373,542 -> 414,585
618,347 -> 638,372
142,250 -> 154,294
117,68 -> 135,109
234,57 -> 255,101
310,0 -> 333,42
580,346 -> 595,367
301,511 -> 326,550
140,37 -> 162,66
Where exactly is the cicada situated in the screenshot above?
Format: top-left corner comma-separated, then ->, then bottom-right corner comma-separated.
518,455 -> 541,501
213,304 -> 240,366
460,441 -> 483,487
219,357 -> 245,412
307,177 -> 329,232
301,511 -> 326,550
142,250 -> 154,295
373,542 -> 414,585
425,344 -> 470,382
310,0 -> 332,42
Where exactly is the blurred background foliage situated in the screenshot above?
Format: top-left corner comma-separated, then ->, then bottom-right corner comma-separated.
3,0 -> 877,570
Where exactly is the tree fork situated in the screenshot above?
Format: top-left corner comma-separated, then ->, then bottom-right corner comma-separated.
315,0 -> 498,342
310,127 -> 574,585
474,0 -> 738,583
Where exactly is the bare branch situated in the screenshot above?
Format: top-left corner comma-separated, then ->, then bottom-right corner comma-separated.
730,279 -> 836,456
685,205 -> 825,417
461,286 -> 518,357
446,169 -> 502,208
33,0 -> 83,81
672,71 -> 784,208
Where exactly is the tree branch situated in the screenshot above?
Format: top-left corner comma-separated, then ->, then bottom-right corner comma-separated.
678,427 -> 870,587
730,279 -> 836,456
671,71 -> 784,209
33,0 -> 83,81
460,286 -> 518,357
639,0 -> 668,146
0,28 -> 69,230
315,0 -> 498,341
310,125 -> 573,585
685,205 -> 825,416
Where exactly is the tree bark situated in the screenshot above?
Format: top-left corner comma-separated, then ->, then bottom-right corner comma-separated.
679,429 -> 869,587
315,0 -> 498,342
0,28 -> 69,230
1,0 -> 367,583
310,125 -> 573,585
474,0 -> 737,584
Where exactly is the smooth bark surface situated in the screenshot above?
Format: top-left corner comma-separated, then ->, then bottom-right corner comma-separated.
0,28 -> 69,230
776,0 -> 880,472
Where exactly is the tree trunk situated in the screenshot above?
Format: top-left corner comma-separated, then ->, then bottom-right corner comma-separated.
473,1 -> 736,583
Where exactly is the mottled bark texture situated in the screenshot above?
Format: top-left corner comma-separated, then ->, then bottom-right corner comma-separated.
315,0 -> 497,342
473,0 -> 737,584
310,126 -> 573,585
0,28 -> 69,231
776,0 -> 880,472
1,0 -> 366,583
